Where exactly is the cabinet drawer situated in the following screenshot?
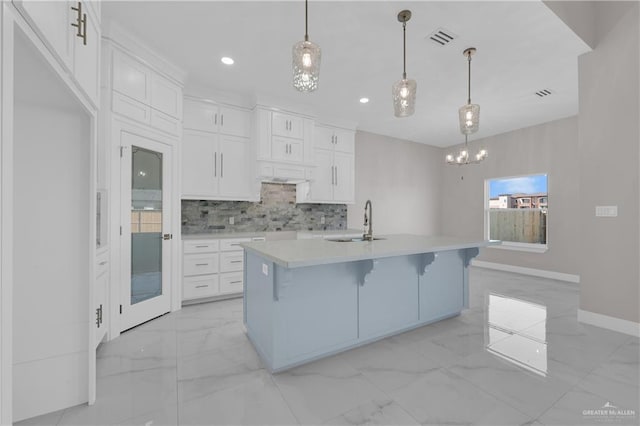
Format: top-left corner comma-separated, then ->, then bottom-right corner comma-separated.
219,238 -> 250,252
183,276 -> 219,300
220,252 -> 244,273
184,253 -> 218,276
113,92 -> 151,125
219,272 -> 243,294
184,240 -> 220,254
151,109 -> 180,136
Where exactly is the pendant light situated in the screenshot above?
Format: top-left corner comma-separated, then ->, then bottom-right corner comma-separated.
459,47 -> 480,134
446,134 -> 488,165
292,0 -> 321,92
392,10 -> 417,117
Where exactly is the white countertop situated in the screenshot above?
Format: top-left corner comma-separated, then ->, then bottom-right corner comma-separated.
240,234 -> 500,268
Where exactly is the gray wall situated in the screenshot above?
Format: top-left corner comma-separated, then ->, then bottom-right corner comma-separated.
577,2 -> 639,323
440,117 -> 580,276
347,131 -> 442,236
182,183 -> 347,234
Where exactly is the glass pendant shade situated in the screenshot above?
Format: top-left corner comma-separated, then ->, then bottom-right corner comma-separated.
459,103 -> 480,134
292,39 -> 321,92
392,78 -> 417,117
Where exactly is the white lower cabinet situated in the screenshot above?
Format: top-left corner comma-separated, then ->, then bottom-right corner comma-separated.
94,250 -> 109,347
182,237 -> 252,302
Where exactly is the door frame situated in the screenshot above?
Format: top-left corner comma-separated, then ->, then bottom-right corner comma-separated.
119,132 -> 172,331
109,119 -> 181,339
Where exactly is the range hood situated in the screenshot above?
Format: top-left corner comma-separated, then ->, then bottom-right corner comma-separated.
258,161 -> 314,185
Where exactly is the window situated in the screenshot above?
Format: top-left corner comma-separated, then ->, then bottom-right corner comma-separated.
485,174 -> 548,252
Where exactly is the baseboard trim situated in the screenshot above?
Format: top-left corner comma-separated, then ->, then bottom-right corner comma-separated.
578,309 -> 640,337
471,260 -> 580,283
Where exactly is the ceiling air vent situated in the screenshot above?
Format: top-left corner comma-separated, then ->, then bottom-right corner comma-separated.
427,28 -> 457,46
535,89 -> 553,97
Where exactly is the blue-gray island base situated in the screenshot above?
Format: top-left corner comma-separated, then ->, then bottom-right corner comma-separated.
240,234 -> 498,373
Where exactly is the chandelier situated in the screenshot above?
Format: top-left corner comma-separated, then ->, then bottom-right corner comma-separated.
392,10 -> 417,117
446,134 -> 487,165
292,0 -> 321,92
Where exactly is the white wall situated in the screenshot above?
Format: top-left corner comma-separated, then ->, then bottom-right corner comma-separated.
440,117 -> 580,276
347,131 -> 441,236
577,2 -> 639,324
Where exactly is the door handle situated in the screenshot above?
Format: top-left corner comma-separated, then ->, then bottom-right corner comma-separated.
163,234 -> 173,240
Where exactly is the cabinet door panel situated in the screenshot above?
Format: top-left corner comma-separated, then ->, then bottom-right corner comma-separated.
14,0 -> 73,69
310,149 -> 333,202
359,256 -> 420,339
183,99 -> 217,132
113,51 -> 151,104
278,263 -> 358,360
271,136 -> 289,162
272,112 -> 304,139
183,276 -> 219,300
218,135 -> 250,198
73,5 -> 99,105
219,106 -> 250,138
151,74 -> 182,118
287,140 -> 304,163
334,129 -> 355,154
314,125 -> 335,151
182,131 -> 218,197
333,152 -> 354,203
419,250 -> 464,322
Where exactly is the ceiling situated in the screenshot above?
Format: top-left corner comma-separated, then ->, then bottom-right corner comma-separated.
102,1 -> 590,148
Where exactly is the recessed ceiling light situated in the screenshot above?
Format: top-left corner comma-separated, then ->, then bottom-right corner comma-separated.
359,97 -> 370,104
221,57 -> 234,65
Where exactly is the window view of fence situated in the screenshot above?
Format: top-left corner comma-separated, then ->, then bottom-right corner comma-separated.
486,174 -> 548,245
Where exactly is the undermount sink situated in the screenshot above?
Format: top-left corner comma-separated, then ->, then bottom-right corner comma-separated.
327,237 -> 386,243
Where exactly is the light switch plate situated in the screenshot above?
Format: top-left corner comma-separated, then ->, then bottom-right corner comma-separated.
229,216 -> 235,225
595,206 -> 618,217
320,215 -> 325,225
262,263 -> 269,276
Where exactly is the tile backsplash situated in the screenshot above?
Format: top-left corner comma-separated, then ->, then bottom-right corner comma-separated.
182,183 -> 347,234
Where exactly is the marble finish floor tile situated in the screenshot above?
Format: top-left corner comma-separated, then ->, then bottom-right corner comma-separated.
16,268 -> 640,426
390,369 -> 534,425
323,400 -> 420,425
272,355 -> 388,424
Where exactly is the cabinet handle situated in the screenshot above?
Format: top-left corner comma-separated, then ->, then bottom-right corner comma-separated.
221,153 -> 224,178
195,263 -> 209,266
214,113 -> 217,125
98,261 -> 107,266
335,135 -> 338,144
195,245 -> 209,248
195,285 -> 209,288
214,152 -> 217,177
230,260 -> 242,264
230,280 -> 242,284
334,166 -> 338,186
221,114 -> 224,126
70,2 -> 87,45
331,166 -> 335,185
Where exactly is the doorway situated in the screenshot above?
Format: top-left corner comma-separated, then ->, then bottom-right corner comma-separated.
120,132 -> 173,331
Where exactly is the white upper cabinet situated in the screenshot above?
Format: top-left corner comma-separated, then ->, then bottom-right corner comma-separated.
182,99 -> 253,200
151,73 -> 182,119
272,112 -> 305,139
113,52 -> 151,104
13,0 -> 100,106
183,99 -> 250,138
110,49 -> 182,135
299,124 -> 355,204
73,8 -> 100,104
315,125 -> 355,153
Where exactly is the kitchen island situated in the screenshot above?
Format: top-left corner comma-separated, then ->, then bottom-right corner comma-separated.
241,234 -> 497,372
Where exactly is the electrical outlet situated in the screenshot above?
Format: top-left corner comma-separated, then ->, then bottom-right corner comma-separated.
595,206 -> 618,217
320,215 -> 325,224
262,263 -> 269,276
229,216 -> 235,225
